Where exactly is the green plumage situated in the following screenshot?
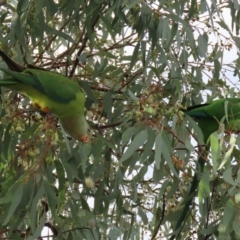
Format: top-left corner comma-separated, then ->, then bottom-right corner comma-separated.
184,98 -> 240,138
0,51 -> 90,142
0,68 -> 85,118
171,98 -> 240,239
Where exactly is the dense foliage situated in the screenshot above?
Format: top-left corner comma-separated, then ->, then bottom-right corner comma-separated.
0,0 -> 240,239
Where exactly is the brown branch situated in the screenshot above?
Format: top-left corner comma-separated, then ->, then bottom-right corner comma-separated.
44,222 -> 58,237
0,0 -> 6,7
63,227 -> 96,240
118,69 -> 143,91
34,16 -> 73,64
69,3 -> 104,77
86,34 -> 138,59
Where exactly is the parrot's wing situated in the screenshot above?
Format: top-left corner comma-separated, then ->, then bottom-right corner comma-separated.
184,98 -> 240,121
183,103 -> 210,118
183,102 -> 222,142
0,67 -> 83,104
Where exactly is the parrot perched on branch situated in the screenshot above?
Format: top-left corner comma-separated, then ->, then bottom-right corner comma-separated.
171,98 -> 240,239
0,50 -> 90,143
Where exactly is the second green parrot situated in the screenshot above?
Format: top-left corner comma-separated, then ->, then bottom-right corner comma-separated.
171,98 -> 240,239
0,51 -> 90,143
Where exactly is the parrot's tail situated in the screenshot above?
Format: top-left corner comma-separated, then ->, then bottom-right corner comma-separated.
0,77 -> 19,86
170,147 -> 207,239
0,50 -> 26,72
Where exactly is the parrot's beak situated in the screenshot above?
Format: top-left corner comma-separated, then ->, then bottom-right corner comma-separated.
80,135 -> 91,143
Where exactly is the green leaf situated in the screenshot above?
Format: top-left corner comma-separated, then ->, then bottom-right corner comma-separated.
44,23 -> 74,42
43,180 -> 58,216
3,123 -> 12,160
80,196 -> 91,212
218,135 -> 236,170
123,0 -> 139,11
120,130 -> 148,162
141,40 -> 147,68
29,182 -> 44,233
161,131 -> 178,177
184,138 -> 194,151
158,180 -> 170,199
133,165 -> 148,182
198,172 -> 210,203
3,184 -> 23,225
29,212 -> 46,240
199,0 -> 207,13
233,215 -> 240,236
128,89 -> 139,101
69,200 -> 81,223
223,168 -> 235,185
198,33 -> 208,57
233,0 -> 239,11
186,28 -> 198,58
213,59 -> 221,80
165,22 -> 178,51
162,17 -> 171,45
138,207 -> 148,224
222,198 -> 236,226
54,160 -> 65,204
141,129 -> 155,163
129,42 -> 140,71
94,180 -> 105,214
103,91 -> 113,120
154,132 -> 163,169
210,132 -> 220,174
92,137 -> 103,162
17,0 -> 29,13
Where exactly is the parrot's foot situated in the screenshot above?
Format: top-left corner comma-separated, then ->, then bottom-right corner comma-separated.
33,103 -> 50,113
33,103 -> 41,109
80,136 -> 91,143
42,107 -> 50,113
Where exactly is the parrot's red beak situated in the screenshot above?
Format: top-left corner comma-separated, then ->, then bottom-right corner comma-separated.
80,135 -> 91,143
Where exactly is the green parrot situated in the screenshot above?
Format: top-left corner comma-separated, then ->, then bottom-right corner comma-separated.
0,50 -> 90,143
171,98 -> 240,239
